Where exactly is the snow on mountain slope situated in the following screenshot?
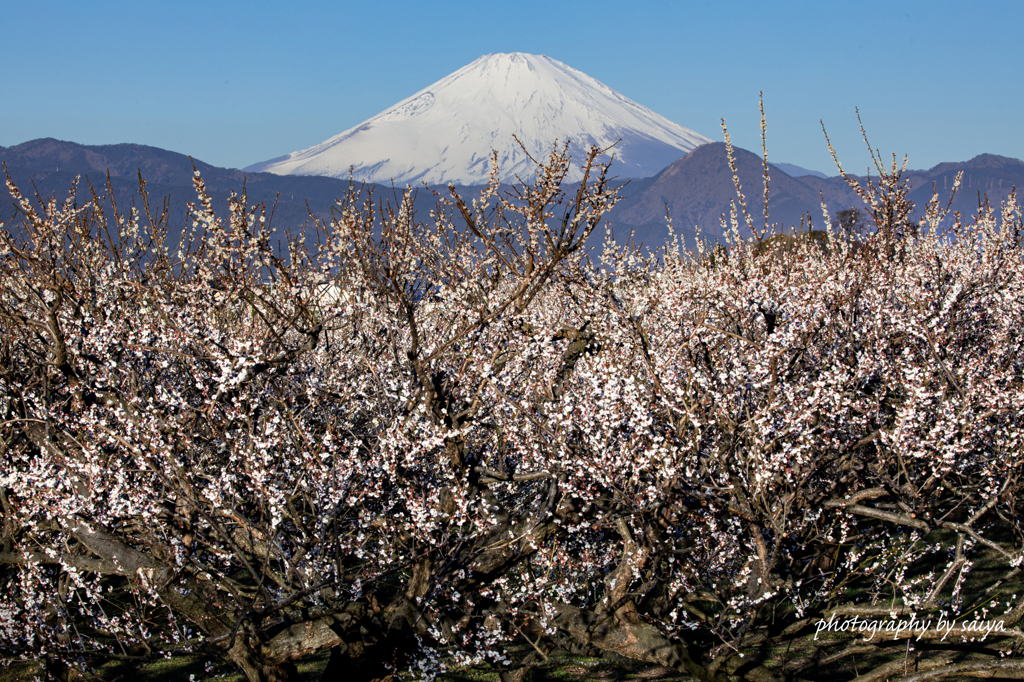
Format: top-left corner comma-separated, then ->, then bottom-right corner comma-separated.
245,53 -> 711,185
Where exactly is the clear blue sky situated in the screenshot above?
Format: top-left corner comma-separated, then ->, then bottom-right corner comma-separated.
4,0 -> 1021,175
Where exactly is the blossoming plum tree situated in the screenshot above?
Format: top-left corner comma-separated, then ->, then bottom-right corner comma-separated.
1,135 -> 1023,682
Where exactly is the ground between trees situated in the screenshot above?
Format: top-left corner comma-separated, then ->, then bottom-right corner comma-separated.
1,136 -> 1024,682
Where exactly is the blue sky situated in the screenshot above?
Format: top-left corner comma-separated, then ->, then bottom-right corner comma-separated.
3,0 -> 1021,175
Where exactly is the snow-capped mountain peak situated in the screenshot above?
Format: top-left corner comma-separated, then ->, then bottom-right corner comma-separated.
246,52 -> 711,185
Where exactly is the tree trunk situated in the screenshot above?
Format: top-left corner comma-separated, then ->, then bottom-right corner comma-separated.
229,636 -> 303,682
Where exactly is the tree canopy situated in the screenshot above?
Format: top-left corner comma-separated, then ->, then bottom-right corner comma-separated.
2,142 -> 1024,682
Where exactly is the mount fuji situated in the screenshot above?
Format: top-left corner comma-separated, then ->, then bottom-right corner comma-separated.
245,53 -> 711,185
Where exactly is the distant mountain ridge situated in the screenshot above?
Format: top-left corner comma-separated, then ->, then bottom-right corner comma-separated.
0,137 -> 353,198
0,138 -> 360,244
608,143 -> 860,243
3,138 -> 1021,251
772,162 -> 827,179
607,143 -> 1024,246
246,52 -> 711,184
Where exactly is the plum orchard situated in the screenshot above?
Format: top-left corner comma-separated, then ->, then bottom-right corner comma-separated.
1,140 -> 1024,682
